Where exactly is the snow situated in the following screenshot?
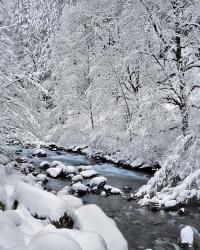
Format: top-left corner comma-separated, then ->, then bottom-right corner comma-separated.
0,223 -> 25,248
51,161 -> 62,167
110,188 -> 123,195
36,174 -> 48,182
90,176 -> 107,188
71,183 -> 89,193
75,231 -> 107,250
72,175 -> 83,182
47,167 -> 62,178
181,226 -> 193,247
28,232 -> 82,250
14,182 -> 74,221
64,165 -> 76,174
32,149 -> 47,157
58,195 -> 83,209
75,204 -> 128,250
80,170 -> 98,178
39,161 -> 49,168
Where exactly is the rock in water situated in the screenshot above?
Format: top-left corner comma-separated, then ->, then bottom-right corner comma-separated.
180,226 -> 193,248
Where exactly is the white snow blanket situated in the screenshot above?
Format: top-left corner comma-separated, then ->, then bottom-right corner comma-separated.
15,182 -> 74,221
75,204 -> 128,250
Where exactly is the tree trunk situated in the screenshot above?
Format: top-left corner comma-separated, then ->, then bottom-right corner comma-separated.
180,104 -> 189,136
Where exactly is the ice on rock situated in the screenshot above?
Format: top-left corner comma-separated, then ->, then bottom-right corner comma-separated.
75,231 -> 108,250
90,176 -> 107,188
80,170 -> 98,178
14,182 -> 75,221
28,232 -> 82,250
181,226 -> 193,247
164,200 -> 177,208
47,167 -> 62,178
75,204 -> 128,250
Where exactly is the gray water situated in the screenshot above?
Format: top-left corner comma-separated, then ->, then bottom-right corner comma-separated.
13,146 -> 200,250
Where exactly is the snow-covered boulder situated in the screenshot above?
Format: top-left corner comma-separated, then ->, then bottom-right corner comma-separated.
72,175 -> 83,183
0,223 -> 25,248
59,195 -> 83,209
180,226 -> 193,247
32,149 -> 47,158
51,161 -> 62,167
75,204 -> 128,250
28,232 -> 82,250
47,167 -> 62,178
90,176 -> 107,189
64,165 -> 76,174
71,183 -> 89,194
36,174 -> 48,183
39,161 -> 50,169
80,170 -> 98,178
110,188 -> 123,195
75,231 -> 107,250
14,182 -> 75,225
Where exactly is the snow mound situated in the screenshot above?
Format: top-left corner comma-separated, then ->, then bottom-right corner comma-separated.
72,183 -> 89,194
80,170 -> 98,178
32,149 -> 47,157
75,204 -> 128,250
15,182 -> 74,221
72,175 -> 83,183
28,232 -> 82,250
47,167 -> 62,178
75,231 -> 108,250
181,226 -> 193,247
0,223 -> 25,248
39,161 -> 49,168
64,165 -> 76,174
137,134 -> 200,207
90,176 -> 107,188
59,195 -> 83,209
110,188 -> 123,195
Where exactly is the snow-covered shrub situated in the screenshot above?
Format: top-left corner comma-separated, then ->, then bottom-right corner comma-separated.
136,133 -> 200,207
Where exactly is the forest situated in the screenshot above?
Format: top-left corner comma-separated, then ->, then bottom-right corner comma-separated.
1,0 -> 200,249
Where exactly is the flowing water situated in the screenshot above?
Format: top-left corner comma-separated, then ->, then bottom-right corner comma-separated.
12,146 -> 200,250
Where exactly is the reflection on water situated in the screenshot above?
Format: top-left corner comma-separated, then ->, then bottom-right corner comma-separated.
13,146 -> 200,250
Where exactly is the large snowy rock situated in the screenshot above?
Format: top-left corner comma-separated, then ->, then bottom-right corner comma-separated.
47,167 -> 62,178
80,170 -> 98,178
71,183 -> 89,194
0,223 -> 25,248
75,231 -> 108,250
28,232 -> 82,250
75,204 -> 128,250
90,176 -> 107,189
72,175 -> 83,183
32,149 -> 47,158
180,226 -> 193,247
58,194 -> 83,209
14,182 -> 74,223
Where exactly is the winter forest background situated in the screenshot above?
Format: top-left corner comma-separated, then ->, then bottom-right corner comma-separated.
1,0 -> 200,248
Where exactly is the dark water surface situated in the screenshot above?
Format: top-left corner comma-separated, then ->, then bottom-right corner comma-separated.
12,146 -> 200,250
